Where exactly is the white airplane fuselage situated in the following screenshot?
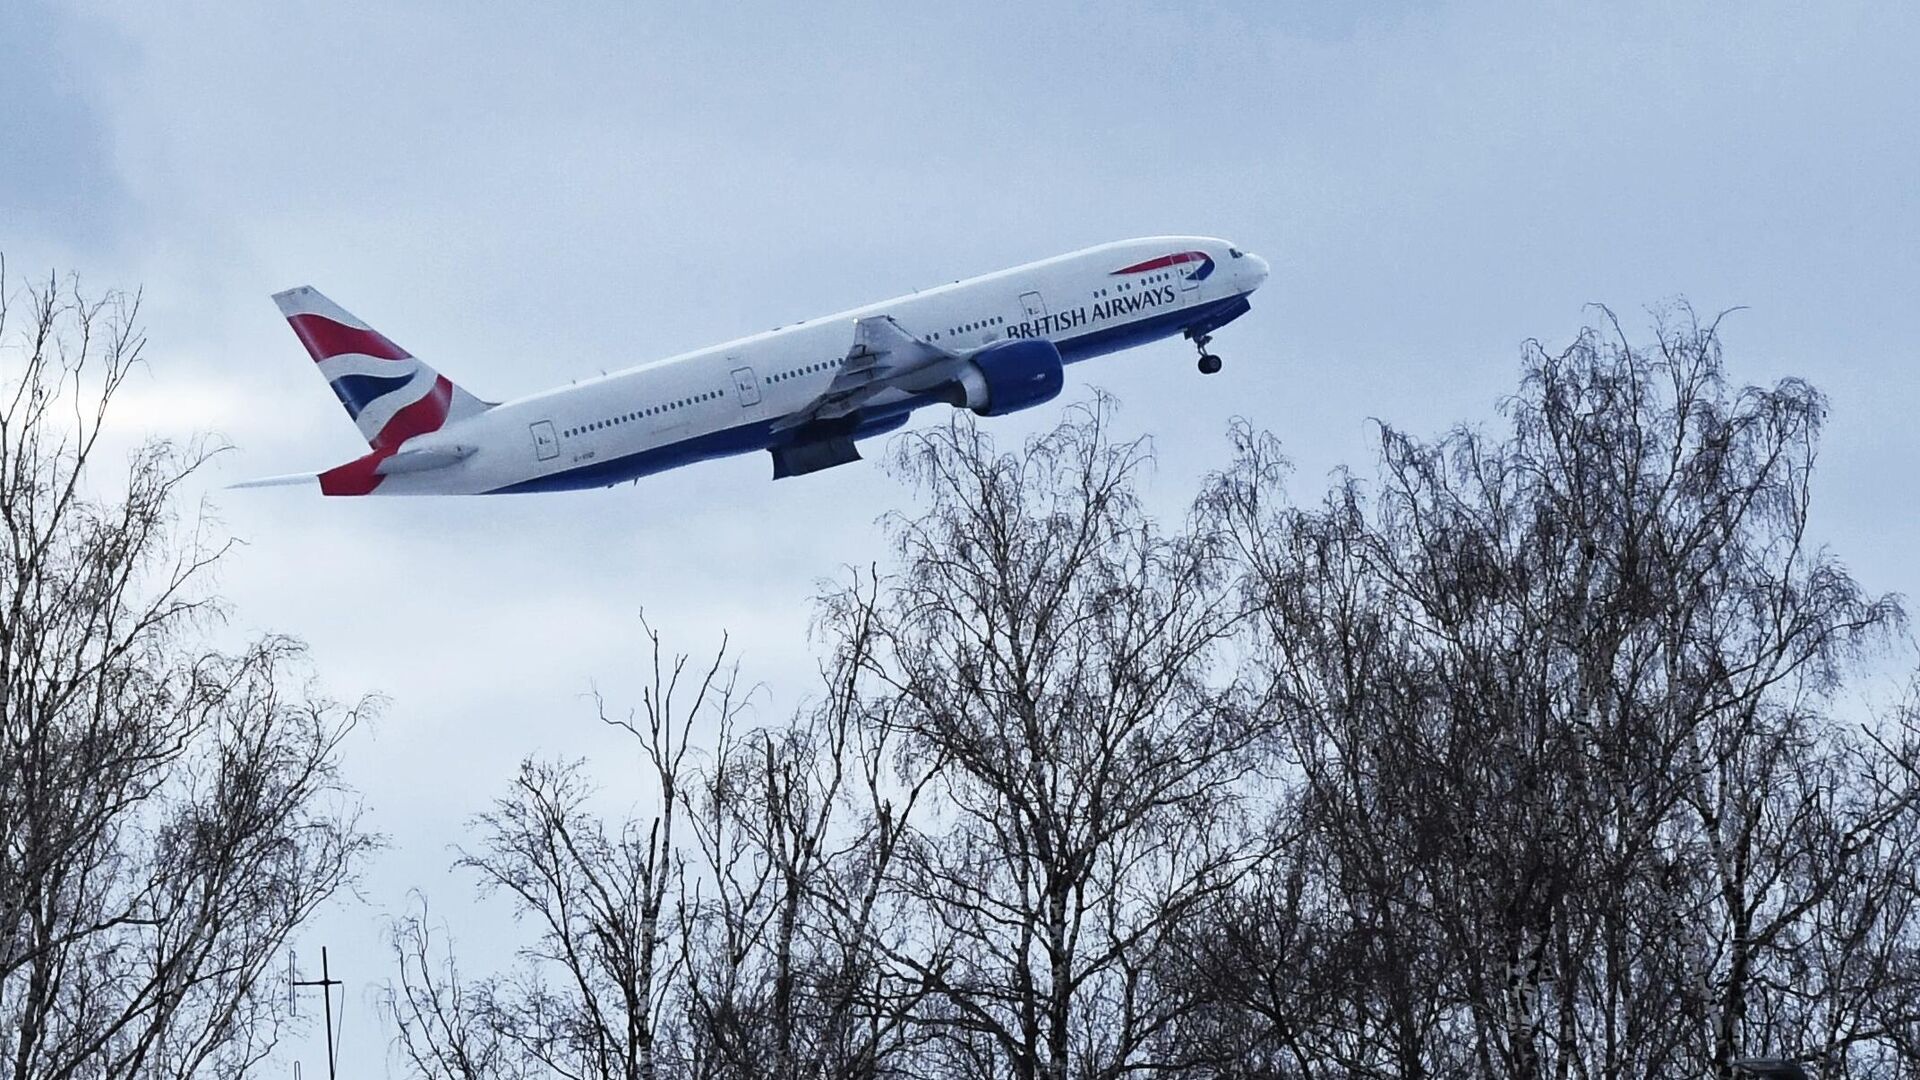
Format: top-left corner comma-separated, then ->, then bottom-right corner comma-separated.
263,237 -> 1269,495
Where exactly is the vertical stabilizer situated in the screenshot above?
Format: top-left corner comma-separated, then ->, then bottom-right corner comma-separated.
272,286 -> 490,449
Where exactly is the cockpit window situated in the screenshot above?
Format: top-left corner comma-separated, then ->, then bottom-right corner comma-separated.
1228,247 -> 1245,259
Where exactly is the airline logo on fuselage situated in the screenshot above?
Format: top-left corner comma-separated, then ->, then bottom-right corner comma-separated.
1006,283 -> 1179,341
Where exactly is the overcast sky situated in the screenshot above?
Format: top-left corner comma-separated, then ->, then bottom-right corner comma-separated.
6,1 -> 1918,1073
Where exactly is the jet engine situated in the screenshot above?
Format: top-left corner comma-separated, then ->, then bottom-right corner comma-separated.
949,339 -> 1065,417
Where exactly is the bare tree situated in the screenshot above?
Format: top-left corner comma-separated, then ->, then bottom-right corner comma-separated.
1180,307 -> 1920,1078
0,265 -> 376,1079
677,573 -> 939,1080
384,896 -> 531,1080
831,399 -> 1277,1080
387,621 -> 734,1080
387,607 -> 941,1080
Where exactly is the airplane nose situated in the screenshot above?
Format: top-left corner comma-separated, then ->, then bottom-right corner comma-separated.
1244,253 -> 1271,291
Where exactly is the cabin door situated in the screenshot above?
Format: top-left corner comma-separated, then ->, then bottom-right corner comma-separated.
1177,256 -> 1202,300
530,420 -> 559,461
730,365 -> 761,407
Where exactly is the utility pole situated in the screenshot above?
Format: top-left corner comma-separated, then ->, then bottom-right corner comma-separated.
291,946 -> 343,1080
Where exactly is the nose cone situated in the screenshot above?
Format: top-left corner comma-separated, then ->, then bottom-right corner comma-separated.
1241,252 -> 1271,292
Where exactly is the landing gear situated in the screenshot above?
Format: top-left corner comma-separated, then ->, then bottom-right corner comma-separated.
1189,330 -> 1223,375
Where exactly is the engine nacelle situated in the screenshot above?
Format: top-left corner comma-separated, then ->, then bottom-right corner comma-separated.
951,339 -> 1065,417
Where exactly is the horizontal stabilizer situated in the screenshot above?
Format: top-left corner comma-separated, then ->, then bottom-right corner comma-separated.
230,441 -> 473,496
228,471 -> 320,490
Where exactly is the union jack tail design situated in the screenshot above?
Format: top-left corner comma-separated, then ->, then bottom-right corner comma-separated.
272,286 -> 491,450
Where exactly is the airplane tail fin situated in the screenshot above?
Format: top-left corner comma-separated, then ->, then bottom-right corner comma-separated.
272,286 -> 491,450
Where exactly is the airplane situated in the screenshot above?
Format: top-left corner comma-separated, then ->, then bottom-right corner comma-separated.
239,236 -> 1269,495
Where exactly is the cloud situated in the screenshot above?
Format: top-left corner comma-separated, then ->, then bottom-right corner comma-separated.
0,2 -> 133,252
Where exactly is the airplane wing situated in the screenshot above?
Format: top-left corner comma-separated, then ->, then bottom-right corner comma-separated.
771,316 -> 954,434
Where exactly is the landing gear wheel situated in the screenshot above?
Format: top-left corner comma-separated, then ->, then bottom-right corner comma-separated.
1187,329 -> 1221,375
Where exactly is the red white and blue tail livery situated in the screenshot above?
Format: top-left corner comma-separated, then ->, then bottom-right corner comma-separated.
238,236 -> 1269,495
